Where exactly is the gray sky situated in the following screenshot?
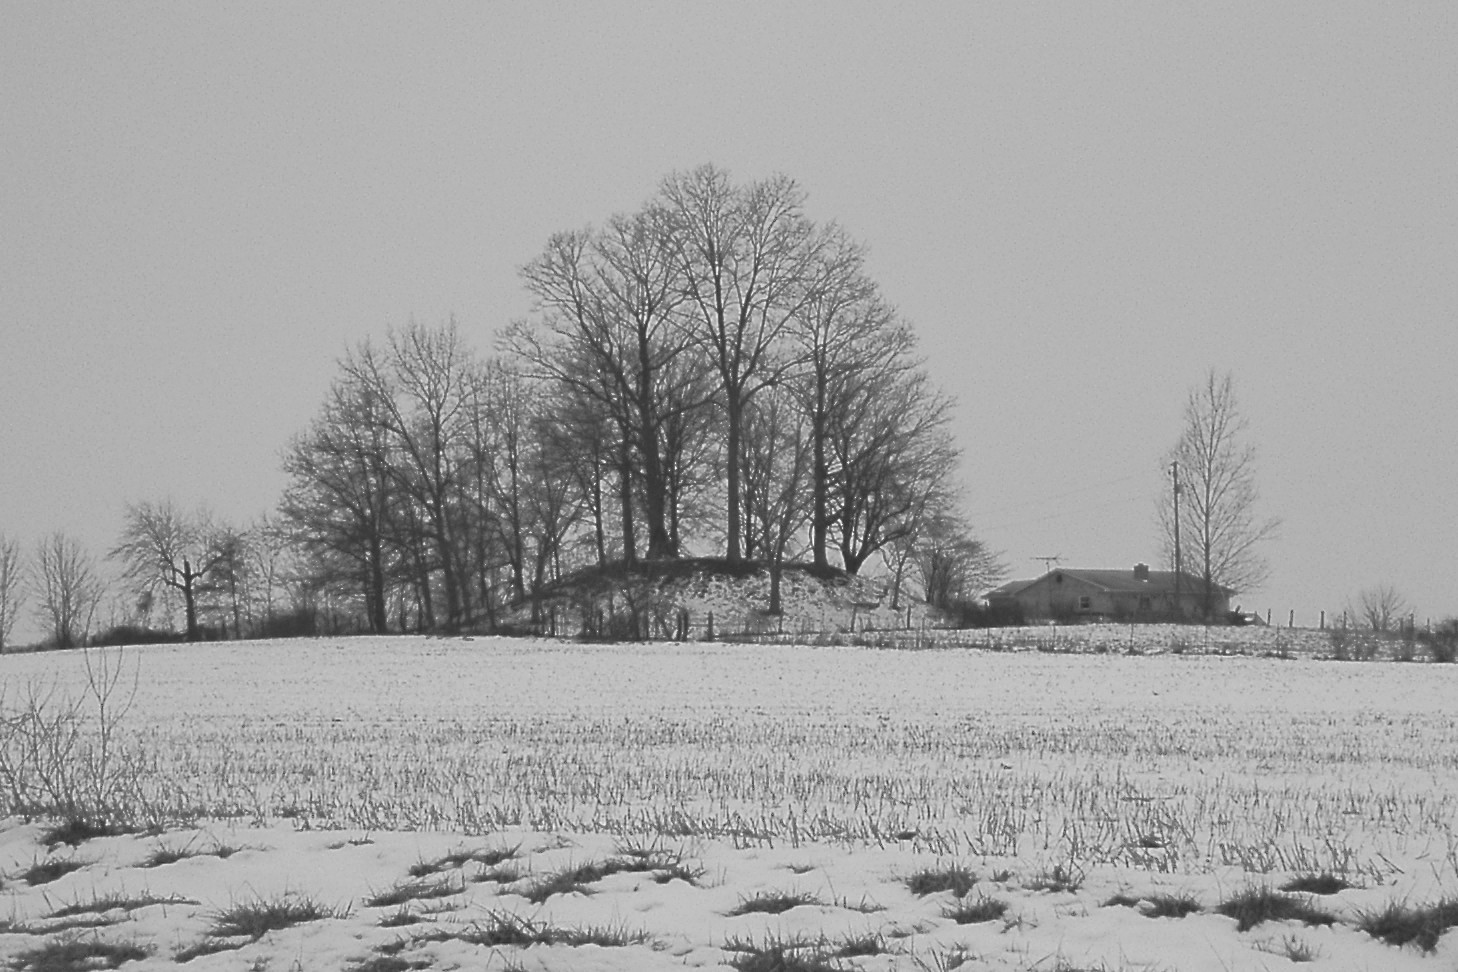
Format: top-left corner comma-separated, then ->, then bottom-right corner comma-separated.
3,3 -> 1455,637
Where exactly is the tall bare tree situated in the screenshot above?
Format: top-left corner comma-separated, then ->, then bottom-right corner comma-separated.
32,532 -> 104,649
790,270 -> 915,569
280,366 -> 399,634
740,386 -> 812,613
830,363 -> 959,574
1160,370 -> 1279,618
660,165 -> 822,562
344,322 -> 479,630
515,209 -> 713,561
110,499 -> 231,642
0,532 -> 25,650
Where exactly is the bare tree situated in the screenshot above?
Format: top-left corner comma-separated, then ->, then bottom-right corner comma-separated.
110,499 -> 231,642
1159,370 -> 1279,619
0,532 -> 25,650
343,322 -> 480,630
740,387 -> 812,614
1351,585 -> 1411,632
909,513 -> 1006,612
787,230 -> 891,570
280,366 -> 399,634
660,164 -> 822,562
830,364 -> 959,574
32,532 -> 104,648
516,209 -> 710,561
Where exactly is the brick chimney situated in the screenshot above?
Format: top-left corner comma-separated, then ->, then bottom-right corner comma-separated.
1134,563 -> 1149,581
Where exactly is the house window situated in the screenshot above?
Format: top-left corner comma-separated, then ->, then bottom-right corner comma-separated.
1139,595 -> 1151,612
1078,595 -> 1091,611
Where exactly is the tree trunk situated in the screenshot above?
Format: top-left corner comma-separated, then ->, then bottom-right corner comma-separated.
182,558 -> 201,641
724,392 -> 743,563
618,443 -> 636,564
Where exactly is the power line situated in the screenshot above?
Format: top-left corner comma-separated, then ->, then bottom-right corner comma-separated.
977,491 -> 1151,534
964,472 -> 1146,520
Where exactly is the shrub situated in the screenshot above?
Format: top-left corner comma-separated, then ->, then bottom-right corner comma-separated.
1422,619 -> 1458,663
0,648 -> 149,828
89,625 -> 183,647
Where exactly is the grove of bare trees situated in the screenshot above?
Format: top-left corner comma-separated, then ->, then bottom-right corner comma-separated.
1,166 -> 986,646
275,165 -> 975,631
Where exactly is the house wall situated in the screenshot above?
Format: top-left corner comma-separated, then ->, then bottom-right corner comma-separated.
1008,574 -> 1231,622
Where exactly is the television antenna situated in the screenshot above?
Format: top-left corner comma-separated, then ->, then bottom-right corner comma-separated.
1032,554 -> 1062,573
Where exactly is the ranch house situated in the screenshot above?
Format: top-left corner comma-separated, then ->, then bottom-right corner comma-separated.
985,563 -> 1233,622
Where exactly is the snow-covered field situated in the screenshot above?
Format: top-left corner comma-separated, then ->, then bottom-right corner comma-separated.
2,636 -> 1456,970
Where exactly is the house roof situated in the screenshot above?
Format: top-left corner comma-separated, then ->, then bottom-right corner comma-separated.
988,568 -> 1233,598
984,577 -> 1038,598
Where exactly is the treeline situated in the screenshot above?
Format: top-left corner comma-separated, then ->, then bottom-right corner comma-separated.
1,166 -> 1002,648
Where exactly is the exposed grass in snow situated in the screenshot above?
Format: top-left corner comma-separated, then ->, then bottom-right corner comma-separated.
905,864 -> 978,897
1214,885 -> 1338,932
365,875 -> 463,908
8,937 -> 152,972
39,816 -> 138,848
1356,897 -> 1458,952
1282,872 -> 1355,895
942,894 -> 1009,924
18,856 -> 90,886
176,893 -> 347,961
727,889 -> 824,916
140,838 -> 242,868
521,851 -> 705,903
723,931 -> 892,972
406,841 -> 518,876
47,890 -> 197,917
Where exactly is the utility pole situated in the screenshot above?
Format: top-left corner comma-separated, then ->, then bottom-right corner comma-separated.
1170,461 -> 1182,618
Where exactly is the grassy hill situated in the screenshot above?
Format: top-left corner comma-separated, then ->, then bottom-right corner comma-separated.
495,558 -> 945,641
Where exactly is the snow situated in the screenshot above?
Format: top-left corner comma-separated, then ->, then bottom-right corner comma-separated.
1,636 -> 1456,970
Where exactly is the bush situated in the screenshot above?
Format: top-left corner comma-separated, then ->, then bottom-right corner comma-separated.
253,608 -> 320,640
0,648 -> 149,827
947,599 -> 1024,629
90,625 -> 183,647
1422,619 -> 1458,663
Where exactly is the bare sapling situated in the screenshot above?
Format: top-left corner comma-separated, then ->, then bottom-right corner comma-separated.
0,646 -> 145,828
